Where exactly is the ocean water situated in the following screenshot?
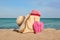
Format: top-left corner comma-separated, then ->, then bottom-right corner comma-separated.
0,18 -> 60,30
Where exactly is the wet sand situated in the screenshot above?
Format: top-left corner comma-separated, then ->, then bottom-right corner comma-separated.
0,28 -> 60,40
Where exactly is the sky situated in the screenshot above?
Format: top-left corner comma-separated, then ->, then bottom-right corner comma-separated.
0,0 -> 60,18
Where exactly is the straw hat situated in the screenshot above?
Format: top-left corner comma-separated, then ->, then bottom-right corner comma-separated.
16,16 -> 25,26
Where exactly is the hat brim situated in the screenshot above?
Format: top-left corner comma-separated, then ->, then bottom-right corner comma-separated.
16,16 -> 25,26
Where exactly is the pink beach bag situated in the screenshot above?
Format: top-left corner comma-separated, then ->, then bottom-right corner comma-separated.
33,21 -> 44,33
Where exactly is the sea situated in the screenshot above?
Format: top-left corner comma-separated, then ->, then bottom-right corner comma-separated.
0,18 -> 60,30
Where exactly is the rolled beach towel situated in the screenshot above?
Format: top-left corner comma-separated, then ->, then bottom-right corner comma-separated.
16,16 -> 25,26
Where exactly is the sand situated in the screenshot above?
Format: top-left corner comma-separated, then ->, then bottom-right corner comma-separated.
0,28 -> 60,40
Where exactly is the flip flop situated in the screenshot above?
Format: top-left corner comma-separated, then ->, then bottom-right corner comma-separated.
33,21 -> 44,34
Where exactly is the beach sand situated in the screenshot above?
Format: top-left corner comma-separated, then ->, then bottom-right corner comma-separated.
0,28 -> 60,40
